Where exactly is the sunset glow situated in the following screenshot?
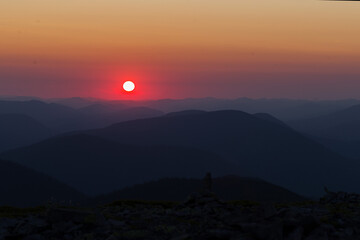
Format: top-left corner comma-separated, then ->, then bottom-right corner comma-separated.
1,0 -> 360,99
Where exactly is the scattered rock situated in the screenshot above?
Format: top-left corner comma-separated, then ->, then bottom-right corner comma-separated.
1,189 -> 360,239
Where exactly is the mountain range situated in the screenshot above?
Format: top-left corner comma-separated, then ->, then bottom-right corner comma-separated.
2,110 -> 357,197
51,97 -> 360,121
0,100 -> 163,152
2,97 -> 360,206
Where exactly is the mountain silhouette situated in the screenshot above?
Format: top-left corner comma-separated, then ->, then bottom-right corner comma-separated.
0,100 -> 80,132
82,110 -> 357,197
0,114 -> 51,152
2,108 -> 359,197
0,159 -> 85,207
1,134 -> 240,195
311,137 -> 360,159
88,175 -> 306,206
289,104 -> 360,141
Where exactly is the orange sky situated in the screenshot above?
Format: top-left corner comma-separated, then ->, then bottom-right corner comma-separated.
1,0 -> 360,99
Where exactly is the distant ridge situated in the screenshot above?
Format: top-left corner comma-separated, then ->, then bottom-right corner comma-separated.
165,110 -> 207,117
0,100 -> 164,134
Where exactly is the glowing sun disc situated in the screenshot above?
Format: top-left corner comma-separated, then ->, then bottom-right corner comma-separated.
123,81 -> 135,92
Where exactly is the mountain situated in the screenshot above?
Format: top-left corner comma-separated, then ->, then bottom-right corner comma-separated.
0,100 -> 80,132
0,114 -> 51,152
83,110 -> 357,197
311,137 -> 360,159
11,97 -> 360,121
1,134 -> 240,196
0,159 -> 85,207
253,113 -> 288,127
78,103 -> 127,115
53,106 -> 164,134
287,104 -> 360,158
289,104 -> 360,141
165,110 -> 207,117
88,175 -> 306,206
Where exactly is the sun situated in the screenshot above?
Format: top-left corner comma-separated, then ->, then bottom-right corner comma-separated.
123,81 -> 135,92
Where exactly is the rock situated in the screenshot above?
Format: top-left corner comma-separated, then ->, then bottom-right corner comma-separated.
51,221 -> 77,233
106,235 -> 119,240
240,221 -> 283,240
258,203 -> 277,219
14,220 -> 36,235
285,226 -> 303,240
345,227 -> 354,236
47,208 -> 93,223
255,221 -> 283,240
304,226 -> 328,240
171,234 -> 191,240
299,215 -> 320,234
207,229 -> 239,239
23,234 -> 45,240
321,188 -> 360,205
3,188 -> 360,240
109,219 -> 126,229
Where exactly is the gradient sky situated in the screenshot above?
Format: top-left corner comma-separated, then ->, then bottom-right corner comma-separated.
1,0 -> 360,100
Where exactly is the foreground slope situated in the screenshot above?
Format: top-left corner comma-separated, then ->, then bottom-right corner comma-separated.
2,135 -> 239,195
86,110 -> 357,196
89,175 -> 305,205
1,192 -> 359,239
0,159 -> 85,207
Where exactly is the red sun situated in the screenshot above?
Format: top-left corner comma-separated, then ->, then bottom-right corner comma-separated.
123,81 -> 135,92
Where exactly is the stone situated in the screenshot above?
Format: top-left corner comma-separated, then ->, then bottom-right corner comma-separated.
259,203 -> 277,219
304,226 -> 328,240
47,208 -> 93,223
23,234 -> 45,240
254,221 -> 283,240
285,226 -> 303,240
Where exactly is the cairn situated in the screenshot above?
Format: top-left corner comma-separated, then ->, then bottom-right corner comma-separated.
321,187 -> 360,204
182,172 -> 223,208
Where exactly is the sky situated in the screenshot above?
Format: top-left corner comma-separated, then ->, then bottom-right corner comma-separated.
1,0 -> 360,100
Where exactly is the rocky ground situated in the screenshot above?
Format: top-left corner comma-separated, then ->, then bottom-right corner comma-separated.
1,190 -> 360,240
